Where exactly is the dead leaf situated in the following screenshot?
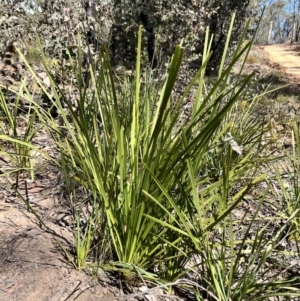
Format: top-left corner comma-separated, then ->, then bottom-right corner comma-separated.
43,76 -> 51,87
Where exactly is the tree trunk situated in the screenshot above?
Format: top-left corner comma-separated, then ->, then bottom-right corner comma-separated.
82,0 -> 98,84
268,20 -> 273,45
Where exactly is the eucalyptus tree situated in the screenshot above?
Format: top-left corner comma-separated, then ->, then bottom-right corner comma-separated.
0,0 -> 257,72
289,0 -> 300,42
110,0 -> 257,72
254,0 -> 299,44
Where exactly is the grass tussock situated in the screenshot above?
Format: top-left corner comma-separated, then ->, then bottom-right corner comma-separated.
1,15 -> 300,300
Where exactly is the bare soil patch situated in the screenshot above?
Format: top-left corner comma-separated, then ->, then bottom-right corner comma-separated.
263,43 -> 300,84
0,162 -> 118,300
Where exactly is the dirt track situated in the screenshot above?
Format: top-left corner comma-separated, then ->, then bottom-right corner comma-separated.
263,44 -> 300,83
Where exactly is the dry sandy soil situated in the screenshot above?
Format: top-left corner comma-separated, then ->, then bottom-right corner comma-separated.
263,43 -> 300,83
0,162 -> 121,301
1,43 -> 300,301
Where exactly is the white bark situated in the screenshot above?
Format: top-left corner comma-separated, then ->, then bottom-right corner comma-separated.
268,20 -> 273,44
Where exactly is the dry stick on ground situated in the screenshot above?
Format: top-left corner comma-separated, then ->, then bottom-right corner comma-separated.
50,280 -> 82,301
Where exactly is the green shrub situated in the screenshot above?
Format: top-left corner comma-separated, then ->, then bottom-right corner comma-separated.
8,14 -> 300,300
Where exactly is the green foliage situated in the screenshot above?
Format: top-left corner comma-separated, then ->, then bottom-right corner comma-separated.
0,88 -> 39,176
3,14 -> 300,300
0,0 -> 257,71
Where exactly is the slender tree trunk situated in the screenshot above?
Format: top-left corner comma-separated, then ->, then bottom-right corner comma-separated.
140,10 -> 157,69
268,20 -> 273,45
82,0 -> 98,84
292,18 -> 297,42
